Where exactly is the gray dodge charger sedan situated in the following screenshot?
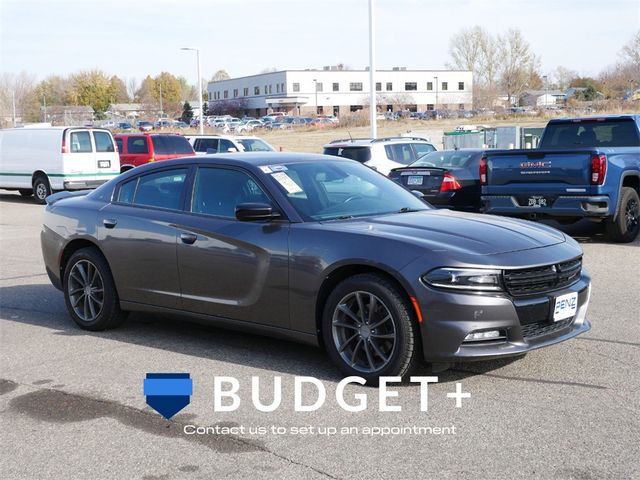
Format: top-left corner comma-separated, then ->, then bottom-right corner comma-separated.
41,153 -> 591,382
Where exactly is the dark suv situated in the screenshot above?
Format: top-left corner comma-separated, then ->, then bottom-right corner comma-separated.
114,133 -> 195,172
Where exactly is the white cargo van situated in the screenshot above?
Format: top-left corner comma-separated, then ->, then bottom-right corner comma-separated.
0,127 -> 120,203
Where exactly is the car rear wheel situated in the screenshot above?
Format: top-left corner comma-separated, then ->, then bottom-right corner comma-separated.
63,248 -> 127,331
322,273 -> 421,384
606,187 -> 640,243
32,175 -> 51,204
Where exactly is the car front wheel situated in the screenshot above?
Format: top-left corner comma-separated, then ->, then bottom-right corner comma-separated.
322,273 -> 421,384
63,248 -> 127,331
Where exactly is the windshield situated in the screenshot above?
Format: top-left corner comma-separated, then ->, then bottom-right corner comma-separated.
411,150 -> 477,168
266,160 -> 430,221
238,138 -> 274,152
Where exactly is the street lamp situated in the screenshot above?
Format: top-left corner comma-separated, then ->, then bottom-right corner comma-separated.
543,75 -> 548,109
180,47 -> 204,135
368,0 -> 377,138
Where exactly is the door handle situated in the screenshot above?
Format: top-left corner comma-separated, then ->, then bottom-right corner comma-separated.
180,233 -> 197,245
103,219 -> 117,229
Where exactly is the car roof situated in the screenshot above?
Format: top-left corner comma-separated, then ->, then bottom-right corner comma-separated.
323,136 -> 433,148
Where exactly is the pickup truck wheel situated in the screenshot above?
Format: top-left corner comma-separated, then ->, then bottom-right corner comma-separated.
33,175 -> 51,204
606,187 -> 640,243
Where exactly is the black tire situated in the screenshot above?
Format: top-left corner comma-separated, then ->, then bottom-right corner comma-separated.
32,175 -> 51,204
606,187 -> 640,243
322,273 -> 421,385
18,189 -> 33,197
63,247 -> 127,331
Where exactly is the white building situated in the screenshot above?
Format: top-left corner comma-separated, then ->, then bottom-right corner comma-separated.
207,68 -> 473,117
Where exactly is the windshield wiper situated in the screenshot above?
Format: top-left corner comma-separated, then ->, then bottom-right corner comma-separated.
397,207 -> 423,213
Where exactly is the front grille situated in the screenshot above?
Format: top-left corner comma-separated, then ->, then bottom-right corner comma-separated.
521,318 -> 573,339
503,257 -> 582,296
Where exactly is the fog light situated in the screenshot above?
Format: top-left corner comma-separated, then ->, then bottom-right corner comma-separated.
464,330 -> 503,342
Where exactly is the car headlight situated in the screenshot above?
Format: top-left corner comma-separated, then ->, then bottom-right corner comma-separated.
423,268 -> 503,291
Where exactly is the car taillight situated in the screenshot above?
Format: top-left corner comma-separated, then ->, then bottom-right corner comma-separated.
440,173 -> 462,192
590,154 -> 607,185
61,136 -> 69,153
479,156 -> 488,185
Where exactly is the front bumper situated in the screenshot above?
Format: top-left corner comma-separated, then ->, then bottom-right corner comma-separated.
481,195 -> 611,218
413,271 -> 591,362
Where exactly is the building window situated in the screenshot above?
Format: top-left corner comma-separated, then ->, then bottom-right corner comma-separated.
254,86 -> 260,95
458,82 -> 465,91
350,105 -> 363,112
243,87 -> 248,96
316,82 -> 323,92
317,106 -> 323,114
459,103 -> 465,110
386,82 -> 392,91
276,84 -> 279,93
332,82 -> 339,92
293,83 -> 300,92
426,82 -> 433,91
233,89 -> 238,98
350,82 -> 363,91
405,82 -> 417,91
281,83 -> 285,92
269,85 -> 272,94
426,104 -> 434,111
223,90 -> 228,99
442,82 -> 448,91
375,82 -> 381,91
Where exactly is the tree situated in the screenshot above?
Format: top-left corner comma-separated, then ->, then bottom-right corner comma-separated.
181,101 -> 194,123
620,30 -> 640,68
0,71 -> 40,125
553,66 -> 578,91
109,75 -> 130,103
68,70 -> 115,119
498,29 -> 540,105
211,70 -> 231,81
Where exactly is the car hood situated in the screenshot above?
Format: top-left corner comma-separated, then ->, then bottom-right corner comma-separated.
320,209 -> 566,256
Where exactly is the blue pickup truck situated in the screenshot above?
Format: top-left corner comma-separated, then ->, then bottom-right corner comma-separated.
481,115 -> 640,242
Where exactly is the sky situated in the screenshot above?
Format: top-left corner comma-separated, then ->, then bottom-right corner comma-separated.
1,0 -> 639,86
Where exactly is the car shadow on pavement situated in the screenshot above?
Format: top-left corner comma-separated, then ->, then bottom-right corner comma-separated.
0,283 -> 525,386
0,192 -> 41,205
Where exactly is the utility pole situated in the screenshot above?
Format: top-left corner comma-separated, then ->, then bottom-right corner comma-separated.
159,83 -> 163,116
368,0 -> 377,138
43,93 -> 47,122
313,79 -> 318,114
434,76 -> 439,117
11,90 -> 16,127
180,47 -> 204,135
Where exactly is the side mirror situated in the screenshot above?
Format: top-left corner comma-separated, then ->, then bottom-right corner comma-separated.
235,202 -> 281,221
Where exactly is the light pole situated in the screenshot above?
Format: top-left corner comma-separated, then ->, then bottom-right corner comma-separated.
434,76 -> 439,117
368,0 -> 377,138
181,47 -> 204,135
11,90 -> 16,127
158,83 -> 163,116
43,93 -> 47,123
543,75 -> 548,109
313,78 -> 318,115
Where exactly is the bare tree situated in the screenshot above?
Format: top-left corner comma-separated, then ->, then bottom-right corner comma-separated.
498,29 -> 540,105
620,30 -> 640,68
125,77 -> 140,101
0,71 -> 40,125
553,66 -> 578,91
447,26 -> 486,73
211,70 -> 231,82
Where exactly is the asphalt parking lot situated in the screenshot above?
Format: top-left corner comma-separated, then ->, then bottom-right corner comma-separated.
1,191 -> 638,480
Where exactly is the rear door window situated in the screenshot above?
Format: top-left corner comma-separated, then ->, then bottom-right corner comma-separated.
128,137 -> 149,154
385,143 -> 415,164
115,138 -> 123,152
151,136 -> 194,155
219,139 -> 237,152
323,146 -> 371,163
128,168 -> 188,210
93,131 -> 115,152
413,143 -> 436,157
194,138 -> 219,153
69,131 -> 93,153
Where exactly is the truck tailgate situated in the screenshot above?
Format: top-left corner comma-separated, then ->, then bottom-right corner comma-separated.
487,150 -> 594,187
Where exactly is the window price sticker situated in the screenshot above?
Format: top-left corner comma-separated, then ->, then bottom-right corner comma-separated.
272,171 -> 303,194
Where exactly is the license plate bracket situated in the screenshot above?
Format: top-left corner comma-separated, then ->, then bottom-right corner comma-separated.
407,176 -> 423,186
553,292 -> 578,322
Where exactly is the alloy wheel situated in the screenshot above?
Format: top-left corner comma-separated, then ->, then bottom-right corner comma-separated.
625,198 -> 639,231
68,260 -> 104,322
332,291 -> 397,373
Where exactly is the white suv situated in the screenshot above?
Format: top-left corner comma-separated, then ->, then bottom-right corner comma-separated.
186,135 -> 276,154
322,136 -> 437,176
